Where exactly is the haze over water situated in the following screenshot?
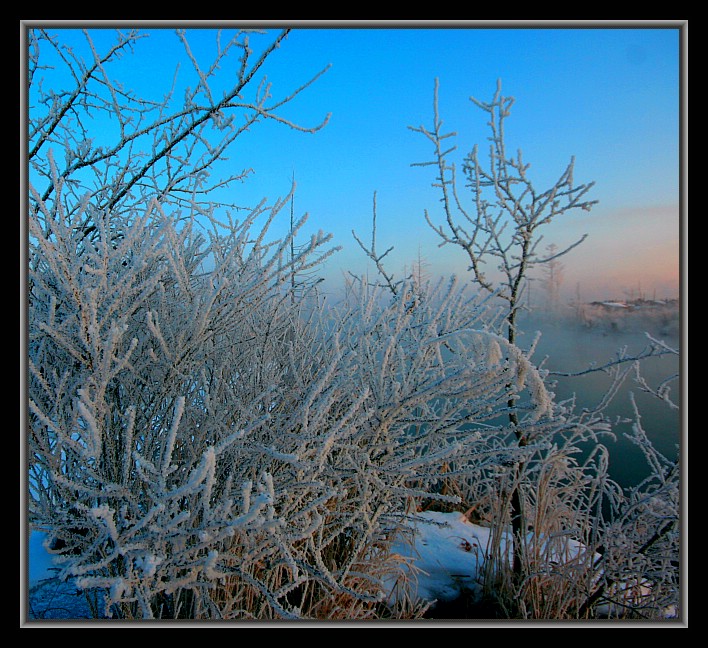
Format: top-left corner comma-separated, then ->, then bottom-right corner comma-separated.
520,308 -> 680,490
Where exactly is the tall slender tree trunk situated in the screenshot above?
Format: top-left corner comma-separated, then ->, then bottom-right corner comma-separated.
507,298 -> 527,579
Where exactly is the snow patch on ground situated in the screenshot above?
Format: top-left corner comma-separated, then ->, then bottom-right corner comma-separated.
387,511 -> 501,606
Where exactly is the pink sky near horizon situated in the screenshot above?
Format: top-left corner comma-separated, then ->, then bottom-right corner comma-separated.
346,201 -> 682,306
554,203 -> 681,302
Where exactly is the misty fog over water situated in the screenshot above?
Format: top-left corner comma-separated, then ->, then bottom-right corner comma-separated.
519,312 -> 681,489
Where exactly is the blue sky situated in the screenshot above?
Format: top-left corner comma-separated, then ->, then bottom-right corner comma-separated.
33,23 -> 683,302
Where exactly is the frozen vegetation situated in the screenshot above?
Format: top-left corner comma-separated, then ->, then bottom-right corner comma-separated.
24,28 -> 682,623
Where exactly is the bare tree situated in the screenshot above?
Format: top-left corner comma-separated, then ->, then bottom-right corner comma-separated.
409,78 -> 597,579
351,191 -> 405,296
410,245 -> 432,294
410,78 -> 596,344
540,243 -> 564,315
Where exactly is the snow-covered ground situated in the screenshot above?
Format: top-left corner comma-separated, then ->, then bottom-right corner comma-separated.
386,511 -> 498,606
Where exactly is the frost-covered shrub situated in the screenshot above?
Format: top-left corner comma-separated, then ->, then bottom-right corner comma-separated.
29,175 -> 563,618
28,187 -> 678,619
